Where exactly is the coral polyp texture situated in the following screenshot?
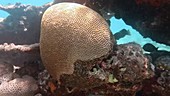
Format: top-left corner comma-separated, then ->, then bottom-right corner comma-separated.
40,2 -> 114,80
0,75 -> 38,96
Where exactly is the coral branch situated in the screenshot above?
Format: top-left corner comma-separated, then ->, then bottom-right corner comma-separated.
0,43 -> 40,67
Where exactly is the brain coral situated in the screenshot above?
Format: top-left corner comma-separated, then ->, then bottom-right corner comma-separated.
40,2 -> 114,81
0,75 -> 38,96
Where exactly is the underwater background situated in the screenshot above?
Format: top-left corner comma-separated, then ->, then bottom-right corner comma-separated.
0,0 -> 169,96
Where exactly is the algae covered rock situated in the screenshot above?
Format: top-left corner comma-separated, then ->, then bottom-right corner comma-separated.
40,2 -> 114,81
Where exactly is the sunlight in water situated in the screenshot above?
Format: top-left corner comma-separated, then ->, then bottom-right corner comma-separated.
0,10 -> 10,18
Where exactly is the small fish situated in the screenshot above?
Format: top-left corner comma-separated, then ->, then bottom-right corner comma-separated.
143,43 -> 158,52
99,7 -> 115,20
114,29 -> 131,40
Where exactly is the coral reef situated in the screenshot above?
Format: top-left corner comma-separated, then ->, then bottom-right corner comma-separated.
141,46 -> 170,96
52,0 -> 170,46
155,56 -> 170,91
110,43 -> 154,82
1,0 -> 169,46
0,0 -> 169,96
40,2 -> 114,81
103,0 -> 170,46
0,63 -> 17,84
0,3 -> 51,44
0,43 -> 41,96
47,42 -> 153,95
0,43 -> 40,67
0,62 -> 38,96
140,57 -> 170,96
0,75 -> 38,96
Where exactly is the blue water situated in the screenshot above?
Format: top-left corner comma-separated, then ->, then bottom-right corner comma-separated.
0,0 -> 52,6
0,0 -> 170,51
0,0 -> 52,18
110,17 -> 170,51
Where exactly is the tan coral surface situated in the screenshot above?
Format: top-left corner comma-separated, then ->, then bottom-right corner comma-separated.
0,75 -> 38,96
40,2 -> 114,81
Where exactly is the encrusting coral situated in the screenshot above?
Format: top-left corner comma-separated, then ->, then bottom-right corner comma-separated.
40,2 -> 114,81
